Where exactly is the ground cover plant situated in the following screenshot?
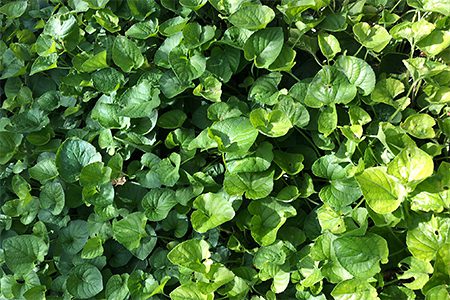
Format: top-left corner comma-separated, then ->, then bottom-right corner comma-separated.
0,0 -> 450,299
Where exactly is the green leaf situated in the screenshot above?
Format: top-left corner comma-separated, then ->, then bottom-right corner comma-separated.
318,32 -> 341,60
59,220 -> 89,254
92,68 -> 125,94
397,257 -> 434,290
106,274 -> 129,300
170,283 -> 213,300
79,50 -> 108,72
30,53 -> 58,76
113,212 -> 148,251
167,239 -> 211,273
353,22 -> 392,52
333,233 -> 389,278
29,159 -> 58,184
225,142 -> 273,173
43,14 -> 78,39
169,48 -> 206,82
209,117 -> 258,153
0,131 -> 23,165
250,108 -> 293,137
228,4 -> 275,30
0,1 -> 27,18
3,235 -> 48,275
318,105 -> 338,136
191,191 -> 236,233
81,237 -> 104,259
67,264 -> 103,299
244,27 -> 284,68
182,23 -> 215,49
331,279 -> 379,300
119,79 -> 160,118
126,20 -> 159,39
127,0 -> 159,21
158,109 -> 187,129
356,167 -> 407,214
335,55 -> 376,96
40,181 -> 65,215
401,114 -> 436,139
406,215 -> 450,261
273,150 -> 304,175
304,66 -> 357,108
387,146 -> 434,186
55,138 -> 102,183
224,170 -> 274,200
248,197 -> 296,246
112,36 -> 144,72
180,0 -> 207,10
371,77 -> 405,105
142,188 -> 178,221
407,0 -> 450,16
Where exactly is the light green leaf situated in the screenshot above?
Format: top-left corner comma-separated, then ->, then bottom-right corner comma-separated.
406,215 -> 450,261
67,264 -> 103,299
268,45 -> 297,72
335,55 -> 376,96
333,233 -> 389,278
30,53 -> 58,76
304,66 -> 357,108
397,257 -> 434,290
0,1 -> 27,18
228,4 -> 275,30
170,283 -> 213,300
180,0 -> 207,10
113,212 -> 148,251
250,108 -> 293,137
224,170 -> 274,200
81,237 -> 104,259
209,117 -> 258,153
55,138 -> 102,183
407,0 -> 450,16
167,239 -> 211,273
318,32 -> 341,60
273,150 -> 304,175
126,19 -> 159,39
401,114 -> 436,139
112,36 -> 144,72
331,279 -> 379,300
244,27 -> 284,68
356,167 -> 407,214
417,30 -> 450,57
318,105 -> 338,136
387,146 -> 434,186
225,142 -> 273,173
390,20 -> 435,43
191,191 -> 235,233
3,235 -> 48,275
79,50 -> 108,72
182,23 -> 215,49
248,197 -> 296,246
353,22 -> 391,52
43,14 -> 78,39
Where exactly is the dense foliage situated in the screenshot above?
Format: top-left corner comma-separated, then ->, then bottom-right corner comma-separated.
1,0 -> 450,299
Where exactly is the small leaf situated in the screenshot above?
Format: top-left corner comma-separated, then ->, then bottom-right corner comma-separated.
353,22 -> 391,52
244,27 -> 284,68
401,114 -> 436,139
112,36 -> 144,72
67,264 -> 103,299
318,32 -> 341,60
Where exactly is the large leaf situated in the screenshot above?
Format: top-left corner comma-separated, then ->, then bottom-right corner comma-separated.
191,191 -> 236,233
3,235 -> 48,275
167,239 -> 211,273
55,138 -> 102,183
228,4 -> 275,30
112,36 -> 144,72
304,66 -> 357,108
244,27 -> 284,68
356,167 -> 407,214
67,264 -> 103,299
